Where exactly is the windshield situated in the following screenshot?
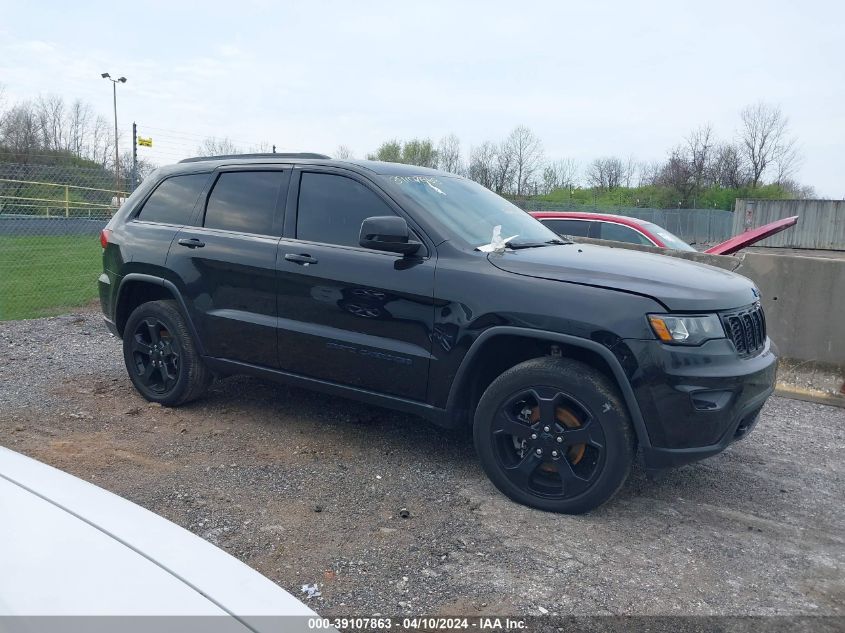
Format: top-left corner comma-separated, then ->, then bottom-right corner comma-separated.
388,175 -> 562,247
640,222 -> 696,252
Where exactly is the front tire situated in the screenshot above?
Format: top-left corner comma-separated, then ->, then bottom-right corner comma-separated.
122,300 -> 211,406
473,357 -> 635,514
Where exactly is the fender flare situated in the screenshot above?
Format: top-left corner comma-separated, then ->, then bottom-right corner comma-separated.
444,326 -> 652,450
116,273 -> 206,357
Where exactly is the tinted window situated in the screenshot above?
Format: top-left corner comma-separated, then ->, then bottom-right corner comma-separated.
600,222 -> 654,245
297,173 -> 395,247
542,219 -> 592,237
204,171 -> 286,235
137,174 -> 208,224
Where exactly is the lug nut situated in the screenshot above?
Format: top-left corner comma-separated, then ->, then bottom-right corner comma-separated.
551,450 -> 559,458
530,433 -> 537,440
556,436 -> 563,443
543,426 -> 550,432
535,448 -> 543,455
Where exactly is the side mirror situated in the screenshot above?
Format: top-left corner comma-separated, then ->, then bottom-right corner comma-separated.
359,216 -> 421,255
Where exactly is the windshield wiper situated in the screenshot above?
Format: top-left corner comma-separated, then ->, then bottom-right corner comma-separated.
505,238 -> 570,249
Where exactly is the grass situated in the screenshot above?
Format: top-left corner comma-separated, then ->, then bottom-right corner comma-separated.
0,235 -> 102,320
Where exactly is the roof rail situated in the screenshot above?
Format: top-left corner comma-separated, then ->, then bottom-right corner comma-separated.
179,152 -> 330,163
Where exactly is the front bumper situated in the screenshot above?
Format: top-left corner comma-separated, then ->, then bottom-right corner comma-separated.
621,337 -> 778,469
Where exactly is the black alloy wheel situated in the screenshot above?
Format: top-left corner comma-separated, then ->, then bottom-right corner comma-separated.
122,300 -> 211,406
129,317 -> 181,395
491,387 -> 606,500
474,357 -> 635,514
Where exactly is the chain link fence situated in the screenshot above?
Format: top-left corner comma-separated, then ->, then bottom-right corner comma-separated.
0,162 -> 125,320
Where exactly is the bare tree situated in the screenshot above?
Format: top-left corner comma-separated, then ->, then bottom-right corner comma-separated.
0,102 -> 41,160
774,142 -> 802,185
506,126 -> 544,196
90,115 -> 115,168
637,160 -> 662,186
778,180 -> 815,199
686,124 -> 714,191
197,137 -> 240,156
67,99 -> 94,157
335,144 -> 354,159
622,155 -> 639,188
493,139 -> 515,194
586,157 -> 625,191
35,95 -> 67,152
120,150 -> 157,185
467,141 -> 497,189
656,147 -> 696,203
709,142 -> 746,188
437,133 -> 462,174
540,158 -> 578,194
738,102 -> 797,187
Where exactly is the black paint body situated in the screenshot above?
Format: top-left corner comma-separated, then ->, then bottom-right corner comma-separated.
99,157 -> 777,471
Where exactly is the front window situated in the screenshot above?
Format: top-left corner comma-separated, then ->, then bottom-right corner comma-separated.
387,175 -> 561,248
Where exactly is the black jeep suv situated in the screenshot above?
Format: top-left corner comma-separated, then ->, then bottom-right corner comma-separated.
99,154 -> 777,513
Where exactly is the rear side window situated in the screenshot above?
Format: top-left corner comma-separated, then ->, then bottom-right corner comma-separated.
542,219 -> 592,237
136,174 -> 208,224
297,172 -> 395,247
600,222 -> 653,245
204,171 -> 287,235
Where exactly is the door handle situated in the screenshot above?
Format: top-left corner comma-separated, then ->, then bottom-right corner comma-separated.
178,238 -> 205,248
284,253 -> 318,265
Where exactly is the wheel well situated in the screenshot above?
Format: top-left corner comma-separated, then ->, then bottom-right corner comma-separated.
115,280 -> 174,336
451,334 -> 624,427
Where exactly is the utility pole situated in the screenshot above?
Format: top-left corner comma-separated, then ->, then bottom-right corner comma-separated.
132,122 -> 138,192
101,72 -> 127,200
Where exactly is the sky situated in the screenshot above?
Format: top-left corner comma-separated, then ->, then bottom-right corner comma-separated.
1,0 -> 842,196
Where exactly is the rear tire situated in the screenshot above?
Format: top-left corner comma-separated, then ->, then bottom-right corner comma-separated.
122,300 -> 211,406
473,357 -> 634,514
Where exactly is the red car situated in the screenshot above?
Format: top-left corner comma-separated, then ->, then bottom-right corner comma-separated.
529,211 -> 798,255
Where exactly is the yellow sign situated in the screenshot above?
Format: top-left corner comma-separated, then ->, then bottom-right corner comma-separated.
138,136 -> 153,147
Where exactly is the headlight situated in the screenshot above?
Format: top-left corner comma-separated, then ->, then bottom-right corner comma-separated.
647,314 -> 725,345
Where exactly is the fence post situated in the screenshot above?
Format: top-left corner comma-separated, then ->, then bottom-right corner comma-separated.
65,185 -> 69,217
132,122 -> 138,192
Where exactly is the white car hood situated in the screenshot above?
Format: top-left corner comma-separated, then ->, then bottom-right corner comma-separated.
0,447 -> 321,631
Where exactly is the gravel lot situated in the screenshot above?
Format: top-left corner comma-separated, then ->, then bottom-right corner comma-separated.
1,309 -> 843,617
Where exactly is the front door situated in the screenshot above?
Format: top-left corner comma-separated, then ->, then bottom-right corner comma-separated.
275,169 -> 435,400
167,168 -> 290,368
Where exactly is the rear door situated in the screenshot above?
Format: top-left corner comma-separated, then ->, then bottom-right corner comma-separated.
167,167 -> 290,368
121,173 -> 211,270
275,167 -> 435,400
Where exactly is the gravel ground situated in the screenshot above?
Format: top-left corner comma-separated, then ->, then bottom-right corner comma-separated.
0,309 -> 843,618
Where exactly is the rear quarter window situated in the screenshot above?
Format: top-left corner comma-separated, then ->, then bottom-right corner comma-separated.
136,174 -> 209,225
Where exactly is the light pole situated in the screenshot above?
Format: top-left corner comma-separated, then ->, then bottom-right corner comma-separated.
101,72 -> 127,199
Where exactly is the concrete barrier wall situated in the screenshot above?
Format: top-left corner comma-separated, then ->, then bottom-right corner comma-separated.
576,237 -> 844,366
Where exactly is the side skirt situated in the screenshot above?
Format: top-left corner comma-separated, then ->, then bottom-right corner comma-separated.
203,357 -> 449,427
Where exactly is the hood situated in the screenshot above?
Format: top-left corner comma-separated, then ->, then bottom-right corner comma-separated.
489,243 -> 758,311
705,215 -> 799,255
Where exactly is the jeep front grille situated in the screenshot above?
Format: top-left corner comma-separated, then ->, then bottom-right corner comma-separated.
722,303 -> 766,357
